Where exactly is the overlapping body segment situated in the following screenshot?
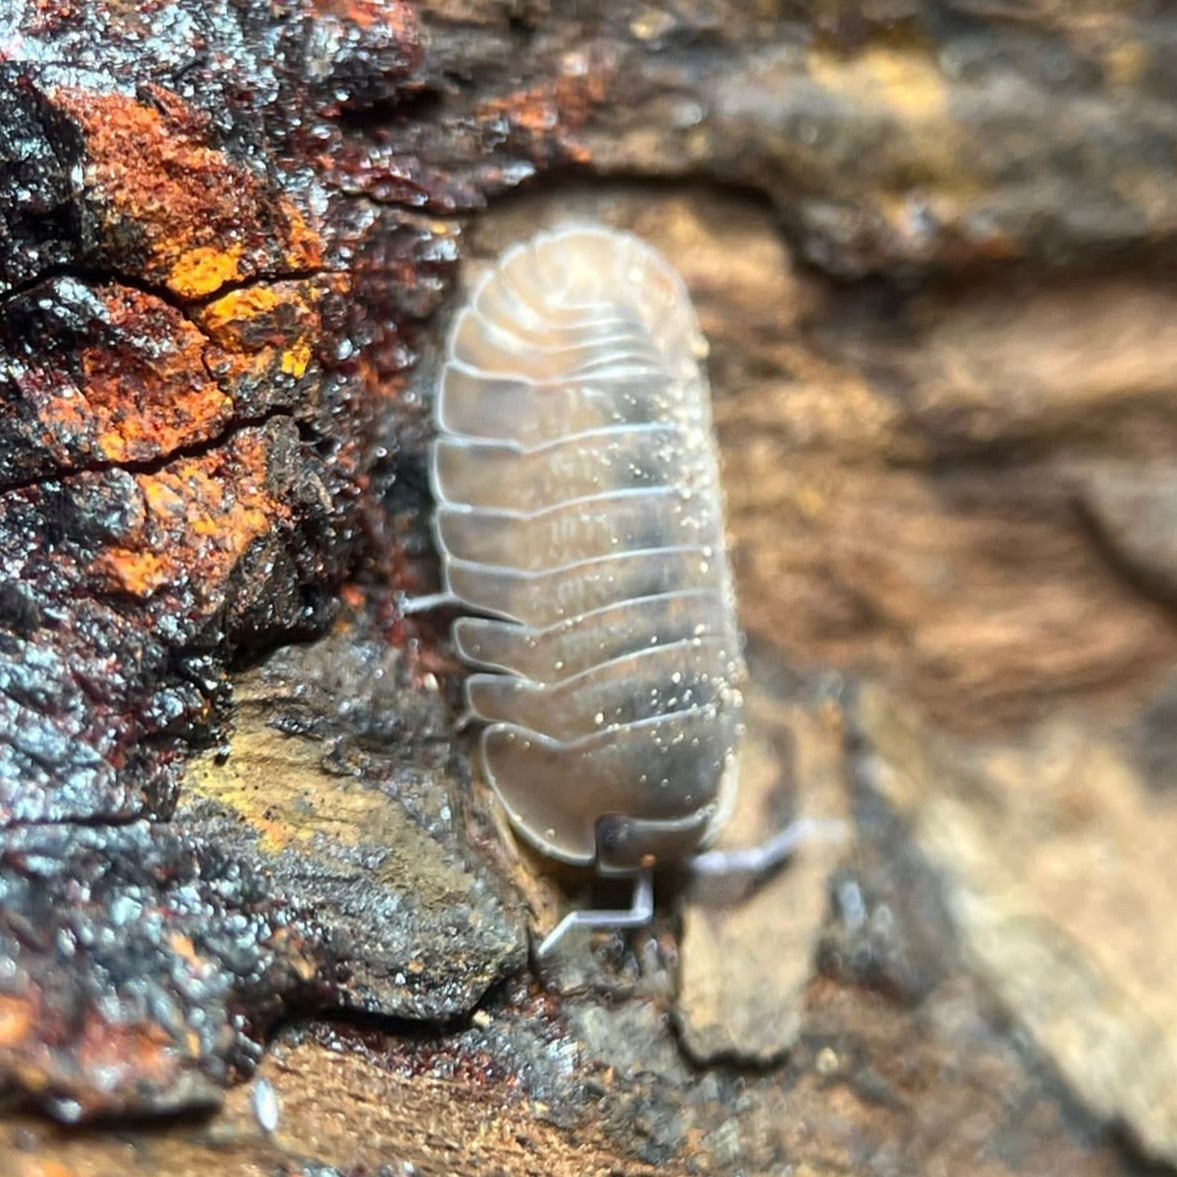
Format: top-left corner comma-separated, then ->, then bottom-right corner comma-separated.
432,225 -> 745,871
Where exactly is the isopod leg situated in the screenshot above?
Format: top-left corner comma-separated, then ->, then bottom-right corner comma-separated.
688,816 -> 845,879
397,590 -> 457,615
534,868 -> 654,959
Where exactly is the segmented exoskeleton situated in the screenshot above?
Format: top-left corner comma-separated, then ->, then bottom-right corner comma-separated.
424,226 -> 807,955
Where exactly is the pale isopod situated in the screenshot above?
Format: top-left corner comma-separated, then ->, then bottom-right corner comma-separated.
422,224 -> 806,956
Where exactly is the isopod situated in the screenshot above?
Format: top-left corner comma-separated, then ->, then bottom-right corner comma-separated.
418,224 -> 809,956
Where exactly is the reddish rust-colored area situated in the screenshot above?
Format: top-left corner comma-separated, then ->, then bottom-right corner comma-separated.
310,0 -> 413,35
74,1017 -> 181,1095
475,51 -> 615,167
0,273 -> 334,487
0,989 -> 188,1114
0,994 -> 35,1051
2,282 -> 226,481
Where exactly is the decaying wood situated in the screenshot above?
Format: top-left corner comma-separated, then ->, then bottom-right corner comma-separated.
2,1 -> 1176,1173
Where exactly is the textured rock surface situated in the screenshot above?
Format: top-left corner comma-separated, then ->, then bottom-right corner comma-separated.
857,685 -> 1177,1166
182,628 -> 525,1023
3,0 -> 1177,1174
675,661 -> 850,1066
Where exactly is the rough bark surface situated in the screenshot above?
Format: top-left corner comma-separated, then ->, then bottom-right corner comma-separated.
2,1 -> 1176,1174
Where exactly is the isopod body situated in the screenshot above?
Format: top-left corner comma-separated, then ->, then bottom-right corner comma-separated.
431,225 -> 745,879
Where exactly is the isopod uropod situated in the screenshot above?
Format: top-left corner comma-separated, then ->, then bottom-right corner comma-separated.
420,224 -> 805,955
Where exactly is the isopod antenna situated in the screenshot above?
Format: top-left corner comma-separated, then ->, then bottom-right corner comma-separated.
534,868 -> 654,959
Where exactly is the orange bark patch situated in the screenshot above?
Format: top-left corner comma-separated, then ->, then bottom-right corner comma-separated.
167,245 -> 245,300
76,1015 -> 179,1090
78,287 -> 233,465
310,0 -> 414,36
199,278 -> 335,387
51,90 -> 322,299
0,993 -> 35,1048
167,933 -> 200,965
20,1162 -> 74,1177
9,282 -> 237,473
95,429 -> 285,604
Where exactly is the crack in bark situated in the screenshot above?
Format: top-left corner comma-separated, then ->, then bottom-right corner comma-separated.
0,403 -> 303,497
0,259 -> 339,334
0,799 -> 146,832
180,265 -> 338,309
0,251 -> 344,495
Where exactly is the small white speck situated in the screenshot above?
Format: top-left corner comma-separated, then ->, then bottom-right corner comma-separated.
838,879 -> 867,931
251,1077 -> 279,1135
